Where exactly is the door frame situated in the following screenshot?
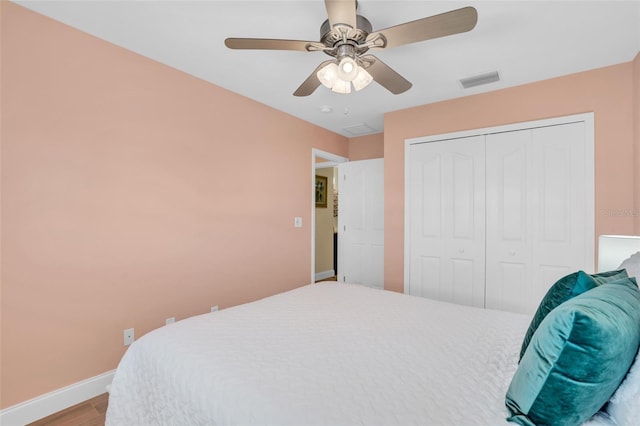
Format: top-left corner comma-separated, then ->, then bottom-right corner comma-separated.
311,148 -> 348,284
403,112 -> 595,293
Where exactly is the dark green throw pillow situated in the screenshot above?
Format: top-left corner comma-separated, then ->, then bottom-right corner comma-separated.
506,277 -> 640,426
519,269 -> 628,360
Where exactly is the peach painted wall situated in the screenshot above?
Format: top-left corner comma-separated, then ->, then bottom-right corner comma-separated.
384,61 -> 637,293
0,2 -> 347,408
348,133 -> 384,160
634,52 -> 640,233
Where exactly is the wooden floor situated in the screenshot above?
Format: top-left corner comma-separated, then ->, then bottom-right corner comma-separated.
316,276 -> 337,282
27,393 -> 108,426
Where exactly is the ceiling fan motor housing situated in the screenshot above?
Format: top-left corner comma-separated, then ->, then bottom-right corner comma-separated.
320,15 -> 373,58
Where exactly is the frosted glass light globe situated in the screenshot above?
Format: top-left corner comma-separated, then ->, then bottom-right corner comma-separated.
317,63 -> 339,88
337,57 -> 358,82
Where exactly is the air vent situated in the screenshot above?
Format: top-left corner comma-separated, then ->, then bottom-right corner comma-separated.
460,71 -> 500,89
342,123 -> 377,136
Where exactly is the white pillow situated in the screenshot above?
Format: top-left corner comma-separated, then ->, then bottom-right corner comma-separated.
619,251 -> 640,279
605,252 -> 640,425
606,349 -> 640,426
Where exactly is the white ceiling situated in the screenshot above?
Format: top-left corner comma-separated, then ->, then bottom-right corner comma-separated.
15,1 -> 640,137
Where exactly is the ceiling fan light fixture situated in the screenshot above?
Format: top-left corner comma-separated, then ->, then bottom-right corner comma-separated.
352,66 -> 373,91
331,79 -> 352,94
317,62 -> 339,88
227,5 -> 480,97
337,57 -> 359,81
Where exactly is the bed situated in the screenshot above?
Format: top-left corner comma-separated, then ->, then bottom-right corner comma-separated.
106,276 -> 640,426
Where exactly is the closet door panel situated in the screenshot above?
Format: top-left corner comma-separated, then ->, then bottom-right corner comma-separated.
420,154 -> 443,238
412,256 -> 441,298
409,150 -> 445,298
450,258 -> 476,306
490,262 -> 527,313
485,130 -> 533,313
532,123 -> 587,295
408,136 -> 485,307
408,151 -> 443,297
447,147 -> 485,307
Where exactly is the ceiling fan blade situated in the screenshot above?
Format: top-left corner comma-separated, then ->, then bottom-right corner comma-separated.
325,0 -> 357,30
361,55 -> 412,95
293,60 -> 334,97
225,38 -> 325,52
367,6 -> 477,49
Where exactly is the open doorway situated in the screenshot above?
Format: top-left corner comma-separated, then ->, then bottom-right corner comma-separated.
315,166 -> 337,282
311,149 -> 347,284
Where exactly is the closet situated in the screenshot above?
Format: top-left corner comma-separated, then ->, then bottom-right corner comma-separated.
405,114 -> 594,315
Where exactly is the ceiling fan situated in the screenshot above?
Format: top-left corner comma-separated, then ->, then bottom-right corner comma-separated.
224,1 -> 478,96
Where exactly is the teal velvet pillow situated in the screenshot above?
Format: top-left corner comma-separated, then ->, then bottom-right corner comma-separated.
519,269 -> 628,360
506,277 -> 640,426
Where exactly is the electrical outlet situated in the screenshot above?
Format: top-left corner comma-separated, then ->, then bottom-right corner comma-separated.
165,317 -> 175,325
211,305 -> 219,312
123,328 -> 135,346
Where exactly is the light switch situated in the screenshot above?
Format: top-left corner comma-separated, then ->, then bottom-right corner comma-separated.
294,217 -> 303,228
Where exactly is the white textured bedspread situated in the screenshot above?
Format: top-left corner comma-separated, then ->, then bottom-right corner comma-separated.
105,283 -> 596,425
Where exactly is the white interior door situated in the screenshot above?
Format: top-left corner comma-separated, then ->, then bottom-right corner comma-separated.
407,136 -> 486,307
338,159 -> 384,288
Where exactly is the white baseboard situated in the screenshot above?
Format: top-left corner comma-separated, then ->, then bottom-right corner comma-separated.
315,269 -> 335,281
0,370 -> 115,426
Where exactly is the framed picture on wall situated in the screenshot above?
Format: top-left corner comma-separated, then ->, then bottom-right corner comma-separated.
315,175 -> 327,208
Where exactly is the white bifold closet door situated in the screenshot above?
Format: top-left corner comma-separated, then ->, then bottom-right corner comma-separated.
407,120 -> 590,314
407,135 -> 486,307
485,122 -> 588,314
